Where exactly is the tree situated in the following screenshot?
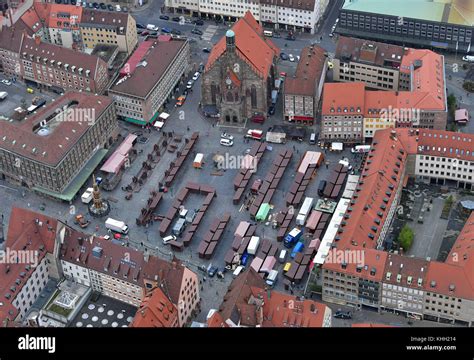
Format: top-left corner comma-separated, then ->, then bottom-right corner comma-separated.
398,224 -> 414,252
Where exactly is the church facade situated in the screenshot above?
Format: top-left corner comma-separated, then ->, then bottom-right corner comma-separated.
201,12 -> 280,125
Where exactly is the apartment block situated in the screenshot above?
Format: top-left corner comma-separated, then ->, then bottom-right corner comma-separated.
320,128 -> 474,325
283,45 -> 327,125
109,39 -> 190,125
60,229 -> 200,326
80,9 -> 138,55
165,0 -> 330,34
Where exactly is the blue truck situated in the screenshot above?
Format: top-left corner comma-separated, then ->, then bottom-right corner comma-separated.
284,227 -> 303,248
291,241 -> 305,259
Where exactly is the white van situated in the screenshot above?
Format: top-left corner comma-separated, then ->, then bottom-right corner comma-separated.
233,265 -> 244,278
146,24 -> 158,31
81,187 -> 94,204
163,235 -> 176,244
278,249 -> 288,263
265,270 -> 278,287
309,133 -> 317,145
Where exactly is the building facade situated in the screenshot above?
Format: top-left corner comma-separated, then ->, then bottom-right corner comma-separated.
0,92 -> 117,200
19,35 -> 110,93
80,9 -> 138,55
165,0 -> 329,34
319,128 -> 474,325
337,0 -> 473,53
283,45 -> 327,125
108,39 -> 189,125
201,12 -> 279,125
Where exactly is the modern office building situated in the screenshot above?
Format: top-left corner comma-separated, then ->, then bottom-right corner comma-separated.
0,92 -> 117,201
337,0 -> 473,53
108,38 -> 189,125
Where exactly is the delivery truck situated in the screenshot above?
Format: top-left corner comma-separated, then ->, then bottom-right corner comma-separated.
0,91 -> 8,101
266,131 -> 286,144
271,90 -> 278,104
247,236 -> 260,255
105,218 -> 129,235
296,197 -> 314,226
351,145 -> 371,153
245,129 -> 263,140
284,227 -> 303,248
291,241 -> 305,258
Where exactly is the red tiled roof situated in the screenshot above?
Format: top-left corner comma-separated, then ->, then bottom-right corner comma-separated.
285,45 -> 326,97
250,287 -> 329,327
417,129 -> 474,162
47,4 -> 83,30
424,261 -> 474,300
0,208 -> 58,323
0,91 -> 113,166
399,49 -> 445,111
19,6 -> 44,34
131,287 -> 179,328
207,311 -> 228,328
322,82 -> 365,115
205,11 -> 279,78
446,212 -> 474,267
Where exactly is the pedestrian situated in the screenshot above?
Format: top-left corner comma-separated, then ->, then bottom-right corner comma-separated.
187,126 -> 190,131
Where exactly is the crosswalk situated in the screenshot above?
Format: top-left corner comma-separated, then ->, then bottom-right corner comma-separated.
201,25 -> 219,42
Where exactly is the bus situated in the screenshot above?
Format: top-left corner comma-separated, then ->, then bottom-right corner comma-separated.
263,30 -> 273,37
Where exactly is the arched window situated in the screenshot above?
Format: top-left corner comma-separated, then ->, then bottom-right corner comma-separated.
251,85 -> 257,108
226,92 -> 233,102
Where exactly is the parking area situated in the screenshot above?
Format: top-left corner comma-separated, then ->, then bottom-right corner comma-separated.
0,74 -> 58,119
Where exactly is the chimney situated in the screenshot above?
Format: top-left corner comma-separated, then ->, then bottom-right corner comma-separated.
34,35 -> 41,46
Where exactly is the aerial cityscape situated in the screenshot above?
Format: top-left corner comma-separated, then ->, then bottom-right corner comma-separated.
0,0 -> 473,343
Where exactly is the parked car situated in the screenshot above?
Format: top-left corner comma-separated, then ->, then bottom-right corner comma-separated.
280,52 -> 289,61
121,6 -> 128,12
92,2 -> 99,9
159,15 -> 170,20
161,27 -> 171,34
1,79 -> 12,86
162,235 -> 176,244
172,16 -> 181,22
191,28 -> 203,35
268,105 -> 275,116
220,138 -> 234,147
192,72 -> 200,81
273,32 -> 281,38
289,54 -> 295,62
140,31 -> 149,36
176,95 -> 186,106
171,29 -> 181,35
207,266 -> 218,277
99,3 -> 106,10
221,132 -> 233,141
136,23 -> 146,29
107,4 -> 114,11
202,47 -> 211,53
194,19 -> 204,26
334,310 -> 352,319
186,80 -> 193,89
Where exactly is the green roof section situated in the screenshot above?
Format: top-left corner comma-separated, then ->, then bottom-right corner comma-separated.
342,0 -> 474,26
256,203 -> 271,222
33,149 -> 108,202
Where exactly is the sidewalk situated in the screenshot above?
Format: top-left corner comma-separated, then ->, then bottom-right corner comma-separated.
129,1 -> 155,14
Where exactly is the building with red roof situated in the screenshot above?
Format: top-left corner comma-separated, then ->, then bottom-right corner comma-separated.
210,268 -> 331,327
322,39 -> 447,142
320,128 -> 474,326
201,11 -> 279,125
0,91 -> 117,201
131,287 -> 179,327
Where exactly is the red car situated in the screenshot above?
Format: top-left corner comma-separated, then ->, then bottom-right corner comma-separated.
251,114 -> 265,124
